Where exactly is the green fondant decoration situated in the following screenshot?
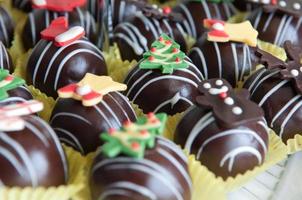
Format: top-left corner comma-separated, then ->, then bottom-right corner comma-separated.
101,113 -> 167,158
0,69 -> 25,101
139,33 -> 188,74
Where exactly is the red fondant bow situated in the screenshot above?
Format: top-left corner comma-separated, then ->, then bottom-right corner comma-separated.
31,0 -> 86,12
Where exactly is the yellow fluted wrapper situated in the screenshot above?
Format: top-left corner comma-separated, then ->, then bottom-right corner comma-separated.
227,12 -> 249,23
0,145 -> 85,200
286,135 -> 302,154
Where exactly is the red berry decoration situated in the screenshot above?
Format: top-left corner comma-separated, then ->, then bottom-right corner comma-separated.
163,6 -> 171,15
131,142 -> 140,150
219,92 -> 227,99
149,56 -> 155,61
151,47 -> 156,52
31,0 -> 86,12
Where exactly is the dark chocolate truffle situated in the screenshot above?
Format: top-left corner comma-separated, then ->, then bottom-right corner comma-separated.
244,41 -> 302,143
50,74 -> 136,154
12,0 -> 32,12
22,8 -> 96,50
0,111 -> 68,187
124,34 -> 203,115
188,35 -> 257,87
0,41 -> 14,73
26,36 -> 107,98
112,5 -> 188,61
90,113 -> 192,200
172,0 -> 237,39
0,85 -> 33,106
174,78 -> 269,179
0,7 -> 14,48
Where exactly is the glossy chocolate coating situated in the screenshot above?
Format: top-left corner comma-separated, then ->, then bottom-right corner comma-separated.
90,136 -> 192,200
0,115 -> 68,187
0,41 -> 14,73
233,0 -> 257,11
248,9 -> 302,47
172,1 -> 237,39
112,9 -> 188,61
188,35 -> 257,87
22,8 -> 96,50
12,0 -> 32,12
0,85 -> 33,106
124,60 -> 203,115
244,67 -> 302,143
26,38 -> 107,98
50,92 -> 136,154
174,104 -> 268,179
0,7 -> 14,48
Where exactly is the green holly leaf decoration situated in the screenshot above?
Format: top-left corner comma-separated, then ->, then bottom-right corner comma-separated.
100,113 -> 167,158
0,69 -> 25,101
139,33 -> 188,74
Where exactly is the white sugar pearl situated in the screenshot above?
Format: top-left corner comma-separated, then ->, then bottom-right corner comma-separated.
279,1 -> 286,7
291,69 -> 299,77
213,23 -> 224,31
203,83 -> 211,89
294,3 -> 301,10
224,97 -> 234,105
215,80 -> 223,86
76,85 -> 92,95
232,107 -> 243,115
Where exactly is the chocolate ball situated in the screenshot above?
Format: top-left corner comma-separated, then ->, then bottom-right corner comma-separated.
188,35 -> 257,87
26,38 -> 107,98
174,79 -> 269,179
22,8 -> 96,50
0,41 -> 14,73
0,7 -> 14,48
0,85 -> 33,105
173,1 -> 237,39
0,115 -> 68,187
50,92 -> 136,154
90,136 -> 192,200
12,0 -> 32,12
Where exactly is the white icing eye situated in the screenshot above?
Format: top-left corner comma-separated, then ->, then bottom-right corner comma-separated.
279,1 -> 286,7
215,80 -> 223,86
232,107 -> 243,115
203,83 -> 211,89
76,85 -> 92,95
291,69 -> 299,77
213,23 -> 224,31
293,3 -> 301,10
224,97 -> 234,105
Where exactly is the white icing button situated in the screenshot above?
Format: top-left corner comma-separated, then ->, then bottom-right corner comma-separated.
215,80 -> 223,86
203,83 -> 211,89
291,69 -> 299,77
224,97 -> 234,105
152,4 -> 158,9
294,3 -> 301,10
213,23 -> 224,31
232,107 -> 243,115
279,1 -> 286,7
76,85 -> 92,96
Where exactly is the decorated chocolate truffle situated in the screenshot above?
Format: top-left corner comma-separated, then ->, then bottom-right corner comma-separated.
244,41 -> 302,143
0,7 -> 14,48
247,0 -> 302,47
22,0 -> 96,50
26,17 -> 107,98
0,70 -> 33,105
0,100 -> 68,187
174,78 -> 269,179
189,19 -> 258,86
50,74 -> 136,154
90,113 -> 192,200
112,5 -> 188,61
124,34 -> 203,115
0,41 -> 14,73
172,0 -> 237,39
12,0 -> 32,12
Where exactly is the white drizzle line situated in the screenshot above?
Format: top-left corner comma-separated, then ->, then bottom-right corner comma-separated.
24,122 -> 49,147
258,80 -> 289,106
213,42 -> 222,78
93,105 -> 114,128
251,70 -> 280,95
118,1 -> 126,23
50,112 -> 92,125
0,147 -> 25,177
201,1 -> 212,19
263,11 -> 275,32
279,100 -> 302,139
271,95 -> 301,127
184,112 -> 214,152
196,129 -> 268,159
247,69 -> 266,92
98,189 -> 132,200
179,4 -> 196,38
186,59 -> 205,80
295,17 -> 302,30
154,92 -> 193,113
0,133 -> 38,187
253,9 -> 263,29
99,99 -> 121,126
137,13 -> 159,39
29,13 -> 36,46
190,47 -> 208,79
231,43 -> 239,83
220,146 -> 262,172
0,12 -> 8,46
126,70 -> 153,96
156,136 -> 187,163
107,93 -> 130,120
54,128 -> 84,154
0,97 -> 27,103
114,92 -> 137,119
273,15 -> 287,45
2,42 -> 9,69
277,16 -> 293,46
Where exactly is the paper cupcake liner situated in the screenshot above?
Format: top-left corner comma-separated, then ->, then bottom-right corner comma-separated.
227,11 -> 249,23
0,145 -> 85,200
257,40 -> 287,61
286,135 -> 302,154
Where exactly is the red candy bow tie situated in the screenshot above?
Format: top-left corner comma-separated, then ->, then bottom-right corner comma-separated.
40,17 -> 85,47
31,0 -> 86,12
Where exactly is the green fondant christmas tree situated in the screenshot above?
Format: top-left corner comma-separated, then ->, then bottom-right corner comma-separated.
101,113 -> 167,158
139,33 -> 188,74
0,69 -> 25,101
